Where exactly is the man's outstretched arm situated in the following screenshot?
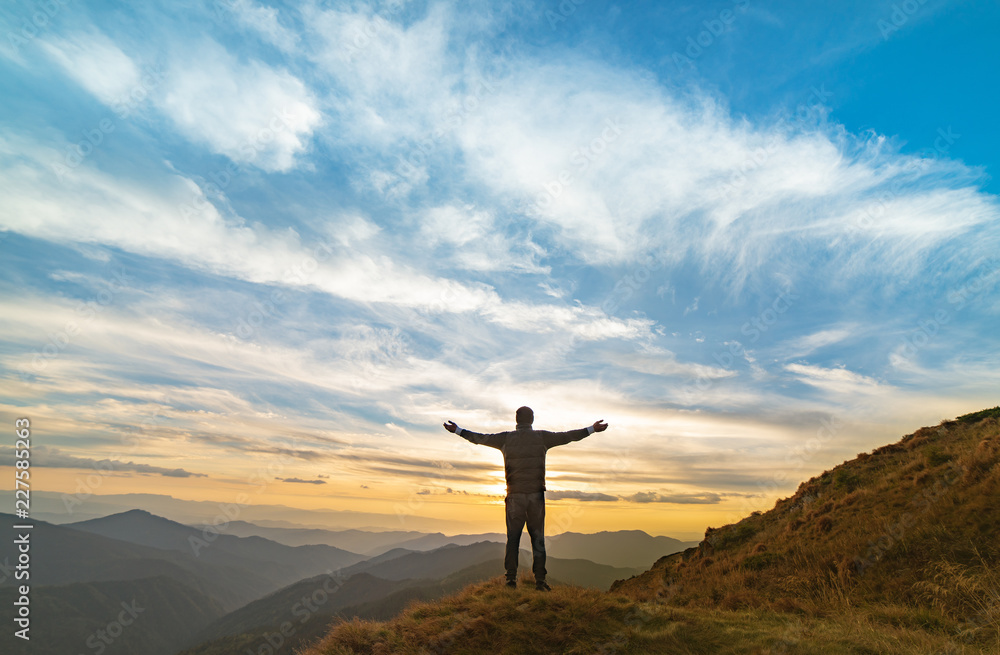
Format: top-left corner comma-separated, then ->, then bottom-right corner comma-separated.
443,420 -> 505,449
543,420 -> 608,448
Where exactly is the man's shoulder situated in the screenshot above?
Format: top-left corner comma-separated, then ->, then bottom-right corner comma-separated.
467,427 -> 513,435
534,427 -> 583,435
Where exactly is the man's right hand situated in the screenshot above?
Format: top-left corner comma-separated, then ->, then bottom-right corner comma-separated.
443,420 -> 458,433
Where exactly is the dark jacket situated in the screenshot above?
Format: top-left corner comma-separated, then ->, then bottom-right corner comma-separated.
458,423 -> 592,494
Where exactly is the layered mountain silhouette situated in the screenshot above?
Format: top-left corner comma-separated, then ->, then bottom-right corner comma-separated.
0,516 -> 273,611
0,504 -> 685,654
68,509 -> 366,588
3,576 -> 224,655
218,521 -> 431,554
222,521 -> 697,566
546,529 -> 694,569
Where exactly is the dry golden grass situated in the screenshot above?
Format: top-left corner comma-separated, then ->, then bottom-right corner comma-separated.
297,575 -> 991,654
614,415 -> 999,621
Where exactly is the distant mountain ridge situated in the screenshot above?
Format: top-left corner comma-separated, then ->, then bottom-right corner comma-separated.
23,490 -> 467,532
338,542 -> 507,581
0,514 -> 272,611
213,520 -> 695,568
547,530 -> 697,569
365,531 -> 507,555
218,520 -> 430,553
67,509 -> 366,588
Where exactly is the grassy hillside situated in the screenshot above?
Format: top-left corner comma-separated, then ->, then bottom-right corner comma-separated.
300,409 -> 1000,654
300,575 -> 977,654
613,409 -> 1000,622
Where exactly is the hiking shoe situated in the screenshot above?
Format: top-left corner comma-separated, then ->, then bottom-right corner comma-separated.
506,579 -> 517,588
535,581 -> 551,592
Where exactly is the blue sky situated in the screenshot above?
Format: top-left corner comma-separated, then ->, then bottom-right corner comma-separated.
1,0 -> 998,537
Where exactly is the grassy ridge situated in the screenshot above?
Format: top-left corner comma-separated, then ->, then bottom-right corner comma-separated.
301,410 -> 1000,654
613,413 -> 1000,630
300,575 -> 978,654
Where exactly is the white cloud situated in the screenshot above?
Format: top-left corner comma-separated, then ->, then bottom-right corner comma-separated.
450,58 -> 999,288
301,3 -> 503,198
0,446 -> 207,477
39,30 -> 141,105
0,135 -> 652,343
225,0 -> 299,52
781,325 -> 857,358
419,204 -> 548,274
315,212 -> 382,248
157,39 -> 321,171
624,491 -> 724,504
483,301 -> 653,341
36,28 -> 320,172
611,348 -> 735,381
305,2 -> 456,144
294,5 -> 1000,298
784,363 -> 885,395
545,490 -> 618,502
422,205 -> 490,248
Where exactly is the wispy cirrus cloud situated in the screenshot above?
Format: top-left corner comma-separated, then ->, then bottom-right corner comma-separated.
224,0 -> 300,53
623,490 -> 761,505
38,29 -> 141,104
38,27 -> 320,173
545,490 -> 619,502
157,38 -> 321,172
780,326 -> 858,359
784,363 -> 885,395
0,446 -> 206,478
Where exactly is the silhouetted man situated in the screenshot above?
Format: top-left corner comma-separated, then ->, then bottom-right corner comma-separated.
443,406 -> 608,590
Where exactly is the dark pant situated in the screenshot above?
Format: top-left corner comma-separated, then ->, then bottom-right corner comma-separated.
504,491 -> 546,582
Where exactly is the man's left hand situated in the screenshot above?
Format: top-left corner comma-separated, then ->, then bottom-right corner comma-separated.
593,420 -> 608,432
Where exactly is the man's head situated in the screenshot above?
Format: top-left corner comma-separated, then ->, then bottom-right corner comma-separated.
516,406 -> 534,425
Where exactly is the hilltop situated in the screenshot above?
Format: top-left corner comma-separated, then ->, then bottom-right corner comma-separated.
299,574 -> 975,654
301,408 -> 1000,654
